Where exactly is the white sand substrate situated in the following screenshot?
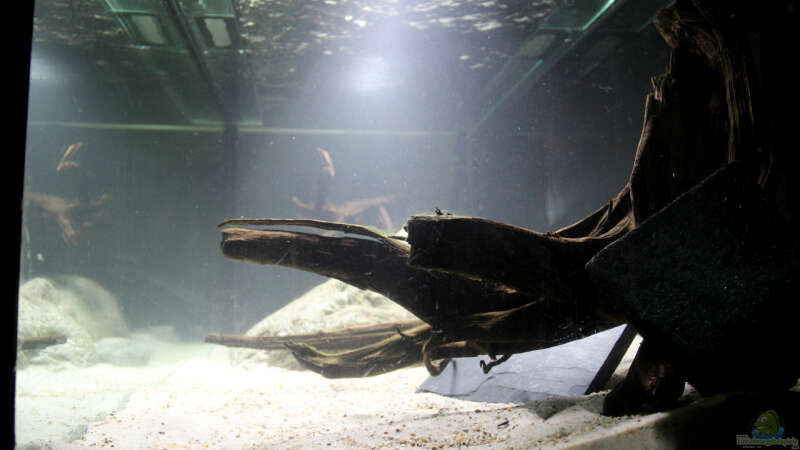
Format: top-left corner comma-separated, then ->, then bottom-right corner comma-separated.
16,336 -> 680,450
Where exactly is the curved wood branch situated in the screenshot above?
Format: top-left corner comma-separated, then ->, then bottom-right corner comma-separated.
277,298 -> 623,378
553,184 -> 632,239
205,320 -> 424,352
218,215 -> 627,379
279,317 -> 584,379
219,224 -> 535,322
219,217 -> 406,251
284,323 -> 432,378
18,335 -> 67,351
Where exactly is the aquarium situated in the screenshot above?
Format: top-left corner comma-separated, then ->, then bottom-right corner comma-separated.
16,0 -> 798,449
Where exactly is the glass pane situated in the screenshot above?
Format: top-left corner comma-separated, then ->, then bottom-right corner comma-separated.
203,18 -> 231,47
130,14 -> 168,45
17,0 -> 689,448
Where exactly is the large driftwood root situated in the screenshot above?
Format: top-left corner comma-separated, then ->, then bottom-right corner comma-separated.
219,219 -> 533,322
215,214 -> 628,379
595,4 -> 784,413
213,110 -> 636,380
210,3 -> 784,416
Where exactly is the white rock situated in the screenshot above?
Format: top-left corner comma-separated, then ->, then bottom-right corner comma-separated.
17,276 -> 130,370
47,275 -> 130,340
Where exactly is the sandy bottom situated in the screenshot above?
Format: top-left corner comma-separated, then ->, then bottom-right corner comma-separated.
16,337 -> 681,450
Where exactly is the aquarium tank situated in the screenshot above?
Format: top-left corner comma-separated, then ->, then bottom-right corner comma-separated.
15,0 -> 799,448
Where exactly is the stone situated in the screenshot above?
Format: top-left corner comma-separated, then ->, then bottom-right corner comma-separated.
18,278 -> 97,369
17,276 -> 130,369
586,162 -> 800,395
47,275 -> 130,340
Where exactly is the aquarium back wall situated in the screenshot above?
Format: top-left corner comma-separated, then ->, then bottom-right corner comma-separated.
21,2 -> 668,339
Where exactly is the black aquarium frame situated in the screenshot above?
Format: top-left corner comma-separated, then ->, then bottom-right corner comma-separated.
6,2 -> 34,448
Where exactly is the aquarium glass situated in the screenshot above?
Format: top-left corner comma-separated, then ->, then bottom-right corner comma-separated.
17,0 -> 676,447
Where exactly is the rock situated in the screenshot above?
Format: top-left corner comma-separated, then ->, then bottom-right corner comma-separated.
18,278 -> 97,369
48,275 -> 130,340
230,278 -> 417,370
17,276 -> 130,369
586,162 -> 800,395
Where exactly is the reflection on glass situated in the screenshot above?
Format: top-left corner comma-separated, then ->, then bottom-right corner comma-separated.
130,14 -> 167,45
17,0 -> 678,448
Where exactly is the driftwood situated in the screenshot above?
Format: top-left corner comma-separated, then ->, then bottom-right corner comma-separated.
214,149 -> 636,374
210,4 -> 783,414
596,5 -> 780,414
405,212 -> 630,316
219,219 -> 534,323
216,215 -> 628,378
213,111 -> 634,386
205,320 -> 424,352
18,335 -> 67,351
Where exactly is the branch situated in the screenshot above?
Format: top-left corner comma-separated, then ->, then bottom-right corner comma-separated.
280,302 -> 618,378
283,322 -> 433,378
18,334 -> 67,351
219,224 -> 534,322
216,217 -> 625,379
280,322 -> 545,379
219,217 -> 405,251
553,185 -> 632,239
205,320 -> 424,351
